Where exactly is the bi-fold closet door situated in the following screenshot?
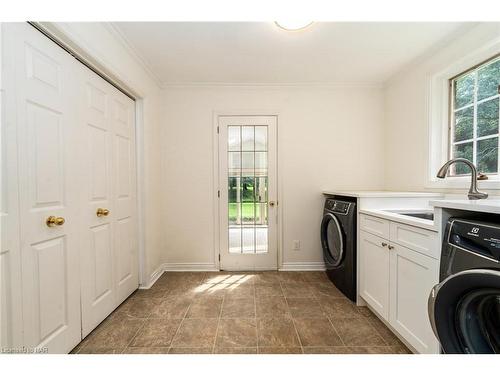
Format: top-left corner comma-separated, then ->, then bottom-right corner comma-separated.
3,23 -> 138,353
78,65 -> 138,337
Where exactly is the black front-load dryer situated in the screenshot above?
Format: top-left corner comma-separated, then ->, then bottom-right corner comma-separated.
320,198 -> 356,302
428,218 -> 500,354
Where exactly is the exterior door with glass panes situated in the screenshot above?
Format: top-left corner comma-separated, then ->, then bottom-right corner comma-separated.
218,116 -> 277,270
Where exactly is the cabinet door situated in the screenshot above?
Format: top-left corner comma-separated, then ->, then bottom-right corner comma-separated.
10,23 -> 82,353
359,230 -> 390,320
389,244 -> 439,353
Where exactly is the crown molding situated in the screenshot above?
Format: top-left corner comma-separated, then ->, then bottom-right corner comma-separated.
161,81 -> 384,89
103,22 -> 164,89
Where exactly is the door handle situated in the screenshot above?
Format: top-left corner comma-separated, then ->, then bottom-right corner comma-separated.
46,216 -> 65,227
96,208 -> 110,217
388,245 -> 395,250
381,242 -> 388,247
269,201 -> 276,207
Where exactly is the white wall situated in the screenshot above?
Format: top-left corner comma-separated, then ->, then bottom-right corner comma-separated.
384,23 -> 500,193
161,86 -> 385,268
45,22 -> 164,284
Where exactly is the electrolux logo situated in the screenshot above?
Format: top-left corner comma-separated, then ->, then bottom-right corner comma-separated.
468,227 -> 480,237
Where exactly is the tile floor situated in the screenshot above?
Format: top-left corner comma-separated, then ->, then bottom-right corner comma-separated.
71,271 -> 412,354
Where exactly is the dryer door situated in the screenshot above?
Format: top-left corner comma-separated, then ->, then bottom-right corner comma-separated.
428,269 -> 500,354
320,213 -> 344,267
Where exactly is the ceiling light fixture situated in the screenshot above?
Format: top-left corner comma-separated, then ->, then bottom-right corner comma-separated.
274,21 -> 314,31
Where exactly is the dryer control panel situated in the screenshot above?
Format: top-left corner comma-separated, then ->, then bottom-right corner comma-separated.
325,199 -> 351,215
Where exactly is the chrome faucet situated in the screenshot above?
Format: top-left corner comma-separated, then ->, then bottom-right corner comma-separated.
436,158 -> 488,200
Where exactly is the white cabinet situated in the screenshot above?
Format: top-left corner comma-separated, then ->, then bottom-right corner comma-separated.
359,231 -> 390,320
389,244 -> 439,354
359,213 -> 440,354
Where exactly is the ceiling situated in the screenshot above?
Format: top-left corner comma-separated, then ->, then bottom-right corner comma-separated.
111,22 -> 472,87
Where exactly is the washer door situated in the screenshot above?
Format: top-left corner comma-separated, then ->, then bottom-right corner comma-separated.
320,213 -> 344,267
428,269 -> 500,354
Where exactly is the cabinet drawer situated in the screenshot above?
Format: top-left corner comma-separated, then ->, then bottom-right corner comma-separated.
359,214 -> 390,239
389,222 -> 439,259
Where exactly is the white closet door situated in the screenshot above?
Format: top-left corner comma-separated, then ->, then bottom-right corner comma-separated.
10,23 -> 81,353
79,67 -> 116,337
79,65 -> 138,334
110,87 -> 138,304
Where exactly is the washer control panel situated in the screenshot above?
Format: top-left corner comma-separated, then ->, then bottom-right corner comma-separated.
325,199 -> 351,215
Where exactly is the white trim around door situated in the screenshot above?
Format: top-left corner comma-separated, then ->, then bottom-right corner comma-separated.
216,115 -> 279,271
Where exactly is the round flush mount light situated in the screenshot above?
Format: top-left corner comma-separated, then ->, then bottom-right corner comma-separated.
274,21 -> 314,31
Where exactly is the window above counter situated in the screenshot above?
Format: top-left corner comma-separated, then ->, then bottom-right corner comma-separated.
427,37 -> 500,190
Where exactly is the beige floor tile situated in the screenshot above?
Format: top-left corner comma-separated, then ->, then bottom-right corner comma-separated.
149,296 -> 192,319
252,272 -> 281,284
279,272 -> 307,283
171,318 -> 218,348
332,318 -> 387,346
255,283 -> 283,297
256,296 -> 290,318
186,297 -> 223,318
215,318 -> 258,348
257,317 -> 300,347
287,298 -> 325,318
164,282 -> 202,296
281,282 -> 315,298
294,318 -> 343,347
259,347 -> 303,354
73,272 -> 412,356
168,347 -> 213,354
319,296 -> 361,319
77,347 -> 122,354
130,319 -> 182,347
304,346 -> 409,354
83,318 -> 145,350
214,347 -> 258,354
113,297 -> 159,319
123,347 -> 170,354
366,315 -> 404,346
300,272 -> 330,283
132,287 -> 168,299
310,282 -> 345,298
221,298 -> 255,318
224,284 -> 255,299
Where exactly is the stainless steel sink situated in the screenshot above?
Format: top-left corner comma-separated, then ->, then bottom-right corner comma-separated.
386,210 -> 434,221
399,212 -> 434,221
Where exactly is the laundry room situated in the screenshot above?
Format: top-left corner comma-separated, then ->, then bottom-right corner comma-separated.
1,0 -> 500,373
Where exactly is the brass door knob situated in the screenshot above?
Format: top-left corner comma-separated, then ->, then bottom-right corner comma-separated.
96,208 -> 110,217
46,216 -> 65,227
269,201 -> 276,207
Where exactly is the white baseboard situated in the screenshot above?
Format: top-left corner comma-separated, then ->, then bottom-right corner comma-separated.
139,264 -> 165,289
140,261 -> 325,289
279,261 -> 326,271
163,262 -> 219,272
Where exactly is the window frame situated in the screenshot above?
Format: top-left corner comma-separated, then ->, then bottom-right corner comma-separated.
427,36 -> 500,190
448,54 -> 500,177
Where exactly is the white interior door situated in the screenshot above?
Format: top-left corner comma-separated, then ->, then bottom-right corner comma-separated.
218,116 -> 278,270
79,65 -> 138,336
9,23 -> 81,353
78,66 -> 116,337
109,83 -> 138,304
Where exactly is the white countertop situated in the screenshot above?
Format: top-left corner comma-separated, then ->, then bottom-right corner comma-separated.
359,208 -> 438,232
430,199 -> 500,214
323,190 -> 443,198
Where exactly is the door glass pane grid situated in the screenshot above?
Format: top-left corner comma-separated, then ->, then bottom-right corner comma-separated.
227,125 -> 268,254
